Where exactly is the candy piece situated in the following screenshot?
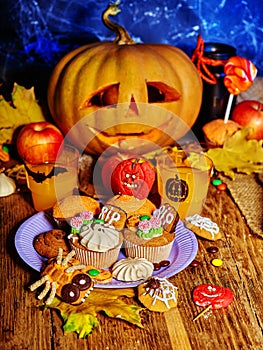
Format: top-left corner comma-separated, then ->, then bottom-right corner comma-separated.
140,215 -> 151,221
224,56 -> 257,95
160,260 -> 170,267
153,263 -> 161,271
217,183 -> 227,191
190,259 -> 201,267
88,269 -> 100,277
211,258 -> 223,267
206,246 -> 219,254
212,179 -> 222,186
193,284 -> 234,310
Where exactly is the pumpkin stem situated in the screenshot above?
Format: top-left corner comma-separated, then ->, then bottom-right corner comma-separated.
102,1 -> 136,45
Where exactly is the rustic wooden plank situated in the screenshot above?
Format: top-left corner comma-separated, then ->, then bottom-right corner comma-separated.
1,183 -> 263,349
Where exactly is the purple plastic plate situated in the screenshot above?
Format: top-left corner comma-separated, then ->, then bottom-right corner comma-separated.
15,211 -> 198,288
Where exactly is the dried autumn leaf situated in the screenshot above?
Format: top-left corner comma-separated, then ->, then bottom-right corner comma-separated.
0,83 -> 46,144
46,288 -> 144,338
206,127 -> 263,179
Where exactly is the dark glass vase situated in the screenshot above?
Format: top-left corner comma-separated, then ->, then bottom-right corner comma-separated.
192,42 -> 236,140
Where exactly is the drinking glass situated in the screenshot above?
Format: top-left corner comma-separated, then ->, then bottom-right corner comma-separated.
24,143 -> 79,211
156,150 -> 213,219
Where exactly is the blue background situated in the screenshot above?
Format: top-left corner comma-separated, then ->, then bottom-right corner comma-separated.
0,0 -> 262,97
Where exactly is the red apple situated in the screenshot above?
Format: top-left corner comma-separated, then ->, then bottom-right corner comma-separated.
232,100 -> 263,140
16,122 -> 64,162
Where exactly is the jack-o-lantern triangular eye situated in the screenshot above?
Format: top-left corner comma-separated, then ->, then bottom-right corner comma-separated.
147,82 -> 181,103
85,83 -> 120,107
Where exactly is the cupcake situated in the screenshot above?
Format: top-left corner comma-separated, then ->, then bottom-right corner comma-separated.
106,194 -> 156,227
52,195 -> 101,227
68,212 -> 123,269
123,204 -> 179,263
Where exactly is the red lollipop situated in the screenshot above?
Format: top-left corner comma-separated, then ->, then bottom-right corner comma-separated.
193,284 -> 234,321
224,56 -> 257,95
223,56 -> 257,123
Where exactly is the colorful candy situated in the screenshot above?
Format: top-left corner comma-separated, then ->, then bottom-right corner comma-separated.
193,284 -> 234,310
211,179 -> 222,186
224,56 -> 257,95
211,258 -> 223,267
206,246 -> 219,254
212,178 -> 227,191
217,183 -> 227,191
190,259 -> 201,267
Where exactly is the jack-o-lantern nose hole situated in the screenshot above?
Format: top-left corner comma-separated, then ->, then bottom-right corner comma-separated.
147,82 -> 181,103
127,95 -> 139,116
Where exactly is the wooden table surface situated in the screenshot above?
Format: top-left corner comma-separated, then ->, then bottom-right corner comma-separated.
1,173 -> 263,350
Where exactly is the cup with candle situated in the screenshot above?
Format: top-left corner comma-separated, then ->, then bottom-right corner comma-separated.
23,143 -> 79,211
156,149 -> 213,220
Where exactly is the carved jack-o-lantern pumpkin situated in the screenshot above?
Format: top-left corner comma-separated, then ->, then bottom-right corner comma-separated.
111,158 -> 155,199
165,174 -> 189,202
47,2 -> 202,155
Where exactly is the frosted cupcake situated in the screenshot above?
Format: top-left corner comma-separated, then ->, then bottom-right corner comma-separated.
123,204 -> 179,263
68,211 -> 123,269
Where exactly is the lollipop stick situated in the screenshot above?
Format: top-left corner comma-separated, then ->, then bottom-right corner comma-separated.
224,93 -> 234,124
193,304 -> 213,321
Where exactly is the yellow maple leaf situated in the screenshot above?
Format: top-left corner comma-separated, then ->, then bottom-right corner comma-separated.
206,127 -> 263,179
0,83 -> 46,144
46,288 -> 144,338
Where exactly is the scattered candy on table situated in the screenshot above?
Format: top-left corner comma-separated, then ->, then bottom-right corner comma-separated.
217,183 -> 227,191
211,258 -> 223,267
212,178 -> 227,191
190,259 -> 201,267
211,179 -> 222,186
206,246 -> 219,254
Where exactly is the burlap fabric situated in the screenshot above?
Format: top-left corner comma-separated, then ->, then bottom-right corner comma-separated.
220,173 -> 263,238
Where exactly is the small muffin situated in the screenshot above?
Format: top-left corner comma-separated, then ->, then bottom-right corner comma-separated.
202,119 -> 240,146
123,204 -> 179,263
138,277 -> 178,312
33,229 -> 70,259
68,220 -> 123,269
106,195 -> 156,221
53,195 -> 101,222
184,214 -> 222,241
112,257 -> 154,282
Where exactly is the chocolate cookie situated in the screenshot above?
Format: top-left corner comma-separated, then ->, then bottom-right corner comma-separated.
34,229 -> 70,259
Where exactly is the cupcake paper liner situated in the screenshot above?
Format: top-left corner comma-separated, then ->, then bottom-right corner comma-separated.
123,238 -> 174,263
69,236 -> 123,269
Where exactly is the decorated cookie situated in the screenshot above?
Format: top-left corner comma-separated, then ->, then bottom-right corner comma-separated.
138,277 -> 178,312
29,250 -> 94,305
184,214 -> 222,241
112,257 -> 154,282
98,204 -> 127,230
154,203 -> 179,233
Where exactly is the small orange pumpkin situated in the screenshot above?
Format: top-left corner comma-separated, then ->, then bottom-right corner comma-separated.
48,2 -> 202,155
111,158 -> 156,199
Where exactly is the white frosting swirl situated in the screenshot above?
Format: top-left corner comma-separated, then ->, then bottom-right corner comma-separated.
112,257 -> 154,282
79,222 -> 120,252
185,214 -> 219,239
